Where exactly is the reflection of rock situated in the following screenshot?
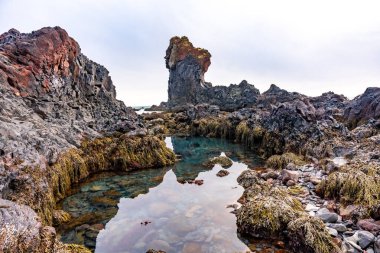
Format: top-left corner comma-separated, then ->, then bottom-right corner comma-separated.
146,250 -> 167,253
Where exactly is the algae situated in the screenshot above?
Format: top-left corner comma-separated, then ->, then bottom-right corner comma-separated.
287,216 -> 340,253
266,152 -> 306,170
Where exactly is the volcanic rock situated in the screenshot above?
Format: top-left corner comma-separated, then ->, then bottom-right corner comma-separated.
344,87 -> 380,128
166,36 -> 260,111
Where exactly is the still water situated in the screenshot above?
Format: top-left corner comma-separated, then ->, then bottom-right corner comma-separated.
58,137 -> 283,253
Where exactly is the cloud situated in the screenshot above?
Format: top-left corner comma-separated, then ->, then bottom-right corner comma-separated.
1,0 -> 380,105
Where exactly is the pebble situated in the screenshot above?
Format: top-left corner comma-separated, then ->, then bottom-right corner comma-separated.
327,227 -> 338,237
357,230 -> 375,249
305,203 -> 319,212
374,236 -> 380,252
327,223 -> 348,233
316,208 -> 339,223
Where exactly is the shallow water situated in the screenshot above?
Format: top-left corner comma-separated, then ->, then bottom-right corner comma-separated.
58,137 -> 286,253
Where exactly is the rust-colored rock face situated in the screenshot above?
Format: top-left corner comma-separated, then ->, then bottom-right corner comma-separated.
0,27 -> 79,97
165,36 -> 211,73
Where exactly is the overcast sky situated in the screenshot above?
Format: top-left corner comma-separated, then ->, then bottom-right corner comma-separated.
1,0 -> 380,106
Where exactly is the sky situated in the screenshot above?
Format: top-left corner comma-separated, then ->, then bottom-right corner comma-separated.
1,0 -> 380,106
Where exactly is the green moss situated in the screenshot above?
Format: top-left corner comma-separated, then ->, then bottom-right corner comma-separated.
266,152 -> 306,170
317,170 -> 380,207
287,216 -> 340,253
203,156 -> 233,169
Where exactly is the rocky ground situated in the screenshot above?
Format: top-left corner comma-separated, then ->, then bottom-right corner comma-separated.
0,27 -> 175,252
143,36 -> 380,253
0,26 -> 379,253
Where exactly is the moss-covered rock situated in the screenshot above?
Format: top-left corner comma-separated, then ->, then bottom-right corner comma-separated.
266,152 -> 306,170
51,135 -> 176,206
203,156 -> 233,169
235,121 -> 264,148
317,170 -> 380,207
61,244 -> 92,253
191,116 -> 234,139
236,187 -> 303,237
287,216 -> 341,253
53,210 -> 71,226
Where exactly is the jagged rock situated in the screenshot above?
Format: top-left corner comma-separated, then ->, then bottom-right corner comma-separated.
166,36 -> 260,111
0,198 -> 62,252
344,87 -> 380,128
145,102 -> 168,111
0,26 -> 158,252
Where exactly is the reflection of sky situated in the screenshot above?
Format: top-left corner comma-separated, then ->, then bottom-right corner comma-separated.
1,0 -> 380,105
95,163 -> 249,253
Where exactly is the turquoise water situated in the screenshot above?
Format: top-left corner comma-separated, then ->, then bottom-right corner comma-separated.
58,137 -> 283,253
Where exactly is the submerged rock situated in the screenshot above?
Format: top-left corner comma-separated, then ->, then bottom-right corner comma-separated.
216,169 -> 230,177
204,156 -> 233,169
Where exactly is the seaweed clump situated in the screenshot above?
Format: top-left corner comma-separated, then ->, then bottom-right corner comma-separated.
203,156 -> 233,169
50,135 -> 176,212
191,116 -> 234,139
60,244 -> 92,253
317,170 -> 380,207
236,169 -> 339,253
266,152 -> 306,170
235,121 -> 264,148
287,216 -> 341,253
236,187 -> 303,237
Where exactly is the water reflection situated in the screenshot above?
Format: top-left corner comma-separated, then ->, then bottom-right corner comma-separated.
58,137 -> 265,252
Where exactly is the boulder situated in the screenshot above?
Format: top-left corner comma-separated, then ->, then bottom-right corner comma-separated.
165,36 -> 260,111
316,208 -> 339,223
344,87 -> 380,128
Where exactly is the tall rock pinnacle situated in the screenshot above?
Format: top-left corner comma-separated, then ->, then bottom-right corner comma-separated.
165,36 -> 260,111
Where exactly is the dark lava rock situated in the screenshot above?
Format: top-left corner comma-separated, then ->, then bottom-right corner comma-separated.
344,87 -> 380,128
0,27 -> 144,252
166,36 -> 260,111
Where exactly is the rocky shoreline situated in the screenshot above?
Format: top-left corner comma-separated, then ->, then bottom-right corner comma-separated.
142,36 -> 380,252
0,27 -> 175,252
0,27 -> 379,253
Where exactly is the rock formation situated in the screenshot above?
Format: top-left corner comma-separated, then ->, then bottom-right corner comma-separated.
0,27 -> 174,252
344,87 -> 380,128
166,36 -> 260,111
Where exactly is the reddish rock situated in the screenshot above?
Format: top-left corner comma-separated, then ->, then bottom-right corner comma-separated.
339,205 -> 358,220
281,169 -> 300,184
165,36 -> 211,73
357,219 -> 380,234
0,27 -> 80,97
